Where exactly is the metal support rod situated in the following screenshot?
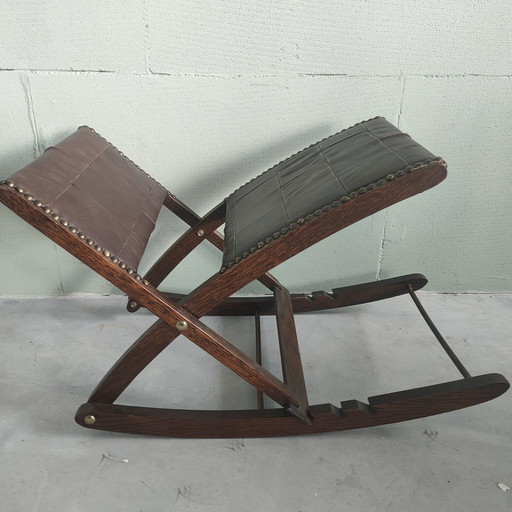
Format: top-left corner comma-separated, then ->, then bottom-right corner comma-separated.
408,286 -> 471,379
254,308 -> 264,410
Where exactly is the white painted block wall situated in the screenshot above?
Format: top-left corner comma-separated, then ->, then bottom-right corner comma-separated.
0,1 -> 511,295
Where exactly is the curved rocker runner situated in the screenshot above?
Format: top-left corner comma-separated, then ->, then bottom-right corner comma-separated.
1,117 -> 508,438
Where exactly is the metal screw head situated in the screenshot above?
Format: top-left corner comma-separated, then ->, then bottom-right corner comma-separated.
84,415 -> 96,425
197,229 -> 204,237
175,320 -> 189,331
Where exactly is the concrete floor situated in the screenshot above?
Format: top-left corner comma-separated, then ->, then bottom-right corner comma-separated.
0,293 -> 511,512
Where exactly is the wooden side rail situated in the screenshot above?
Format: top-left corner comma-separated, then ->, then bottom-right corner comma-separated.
161,274 -> 428,316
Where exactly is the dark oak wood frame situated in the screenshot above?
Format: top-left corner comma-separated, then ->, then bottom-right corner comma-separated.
1,160 -> 509,438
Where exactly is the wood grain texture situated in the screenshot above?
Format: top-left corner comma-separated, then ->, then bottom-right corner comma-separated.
274,285 -> 310,422
75,374 -> 509,438
87,319 -> 178,404
161,274 -> 428,316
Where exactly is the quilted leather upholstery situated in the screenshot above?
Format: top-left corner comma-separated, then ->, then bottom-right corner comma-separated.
8,127 -> 167,270
222,117 -> 438,268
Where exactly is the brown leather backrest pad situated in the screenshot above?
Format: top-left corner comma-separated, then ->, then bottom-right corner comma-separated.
7,127 -> 167,270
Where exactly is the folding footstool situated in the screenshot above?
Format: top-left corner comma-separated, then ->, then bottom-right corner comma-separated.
0,117 -> 508,438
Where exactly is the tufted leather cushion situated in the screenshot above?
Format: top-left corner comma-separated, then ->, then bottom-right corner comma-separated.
7,127 -> 167,270
222,117 -> 439,268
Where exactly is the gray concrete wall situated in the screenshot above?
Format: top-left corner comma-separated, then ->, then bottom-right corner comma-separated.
1,1 -> 511,295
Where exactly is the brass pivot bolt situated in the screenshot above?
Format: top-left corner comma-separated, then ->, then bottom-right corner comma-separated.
84,415 -> 96,425
129,301 -> 138,309
176,320 -> 189,331
197,229 -> 204,237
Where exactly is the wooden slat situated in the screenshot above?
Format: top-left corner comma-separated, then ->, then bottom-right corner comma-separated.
274,285 -> 310,423
254,309 -> 264,410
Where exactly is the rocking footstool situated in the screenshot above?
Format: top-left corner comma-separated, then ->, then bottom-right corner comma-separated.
0,117 -> 508,437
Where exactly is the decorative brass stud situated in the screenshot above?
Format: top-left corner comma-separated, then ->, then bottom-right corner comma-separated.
84,415 -> 96,425
197,229 -> 204,237
6,181 -> 15,188
16,186 -> 25,194
142,279 -> 150,286
43,207 -> 52,214
103,250 -> 111,257
176,320 -> 189,331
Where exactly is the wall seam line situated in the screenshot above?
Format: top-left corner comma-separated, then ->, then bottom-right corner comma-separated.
19,72 -> 42,158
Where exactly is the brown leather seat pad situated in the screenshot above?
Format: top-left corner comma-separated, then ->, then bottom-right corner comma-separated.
222,117 -> 438,268
8,127 -> 167,270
